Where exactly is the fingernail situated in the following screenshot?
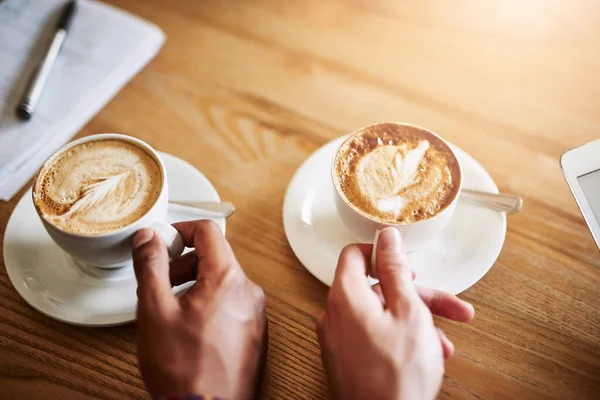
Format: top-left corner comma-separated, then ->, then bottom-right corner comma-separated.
378,228 -> 403,254
463,301 -> 475,317
133,229 -> 154,249
447,337 -> 455,353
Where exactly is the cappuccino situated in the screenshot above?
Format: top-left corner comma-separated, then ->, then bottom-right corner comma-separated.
334,123 -> 461,224
33,139 -> 163,235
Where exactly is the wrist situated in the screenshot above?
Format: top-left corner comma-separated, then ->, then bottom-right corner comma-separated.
163,396 -> 226,400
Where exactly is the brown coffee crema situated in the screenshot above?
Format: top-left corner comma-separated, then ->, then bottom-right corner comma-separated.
334,123 -> 461,223
33,139 -> 162,235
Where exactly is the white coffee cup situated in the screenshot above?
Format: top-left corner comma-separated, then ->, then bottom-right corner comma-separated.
32,133 -> 185,269
331,122 -> 463,268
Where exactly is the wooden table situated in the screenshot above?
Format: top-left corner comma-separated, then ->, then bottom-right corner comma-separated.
1,0 -> 600,398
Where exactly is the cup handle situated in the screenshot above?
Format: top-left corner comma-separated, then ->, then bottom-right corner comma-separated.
151,220 -> 185,260
369,229 -> 382,279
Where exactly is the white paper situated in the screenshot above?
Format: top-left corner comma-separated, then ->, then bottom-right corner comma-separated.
0,0 -> 165,200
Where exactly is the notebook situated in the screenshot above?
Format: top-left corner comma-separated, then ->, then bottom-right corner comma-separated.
0,0 -> 165,201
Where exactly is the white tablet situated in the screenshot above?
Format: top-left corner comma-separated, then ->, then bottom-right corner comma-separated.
561,138 -> 600,250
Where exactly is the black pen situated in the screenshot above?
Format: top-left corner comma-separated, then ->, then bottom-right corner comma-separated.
16,0 -> 77,121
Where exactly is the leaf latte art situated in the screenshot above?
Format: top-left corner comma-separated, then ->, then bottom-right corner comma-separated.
33,139 -> 162,235
334,123 -> 461,223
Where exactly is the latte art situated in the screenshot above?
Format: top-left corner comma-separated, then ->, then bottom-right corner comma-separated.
357,140 -> 431,216
33,139 -> 162,235
58,172 -> 133,218
334,123 -> 461,223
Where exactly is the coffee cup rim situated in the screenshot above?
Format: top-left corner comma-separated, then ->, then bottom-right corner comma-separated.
31,133 -> 167,238
331,121 -> 463,226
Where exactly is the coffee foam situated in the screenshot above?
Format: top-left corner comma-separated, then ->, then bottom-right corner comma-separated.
334,123 -> 461,223
33,139 -> 162,235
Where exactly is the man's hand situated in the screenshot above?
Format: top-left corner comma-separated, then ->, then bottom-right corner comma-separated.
317,228 -> 474,400
132,220 -> 267,400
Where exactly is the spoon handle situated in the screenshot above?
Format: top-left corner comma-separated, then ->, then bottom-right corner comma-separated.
169,201 -> 236,217
460,189 -> 523,214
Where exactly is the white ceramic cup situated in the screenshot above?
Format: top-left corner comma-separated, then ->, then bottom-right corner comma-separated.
331,122 -> 463,275
32,133 -> 185,269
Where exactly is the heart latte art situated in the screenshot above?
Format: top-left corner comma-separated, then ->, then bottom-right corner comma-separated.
33,139 -> 162,235
334,123 -> 461,223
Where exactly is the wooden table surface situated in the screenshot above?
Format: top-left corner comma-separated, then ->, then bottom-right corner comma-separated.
2,0 -> 600,398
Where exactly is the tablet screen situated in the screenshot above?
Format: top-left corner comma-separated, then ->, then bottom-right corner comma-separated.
578,169 -> 600,224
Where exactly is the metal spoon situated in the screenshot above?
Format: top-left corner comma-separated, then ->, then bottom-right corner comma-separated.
169,201 -> 236,218
460,189 -> 523,214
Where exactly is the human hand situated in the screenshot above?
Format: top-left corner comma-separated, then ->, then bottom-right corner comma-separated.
317,228 -> 474,400
132,220 -> 267,400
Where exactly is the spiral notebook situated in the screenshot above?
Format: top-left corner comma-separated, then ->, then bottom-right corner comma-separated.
0,0 -> 165,201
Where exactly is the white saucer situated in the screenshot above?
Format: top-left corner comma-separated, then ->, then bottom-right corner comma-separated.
3,153 -> 225,327
283,137 -> 506,295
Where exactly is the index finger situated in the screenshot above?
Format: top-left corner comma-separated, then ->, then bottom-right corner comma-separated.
172,220 -> 239,278
331,243 -> 382,312
334,243 -> 373,281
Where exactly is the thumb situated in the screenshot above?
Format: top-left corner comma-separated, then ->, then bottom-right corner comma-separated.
375,228 -> 420,315
132,228 -> 178,315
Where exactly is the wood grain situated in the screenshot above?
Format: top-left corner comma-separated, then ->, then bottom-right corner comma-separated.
1,0 -> 600,398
